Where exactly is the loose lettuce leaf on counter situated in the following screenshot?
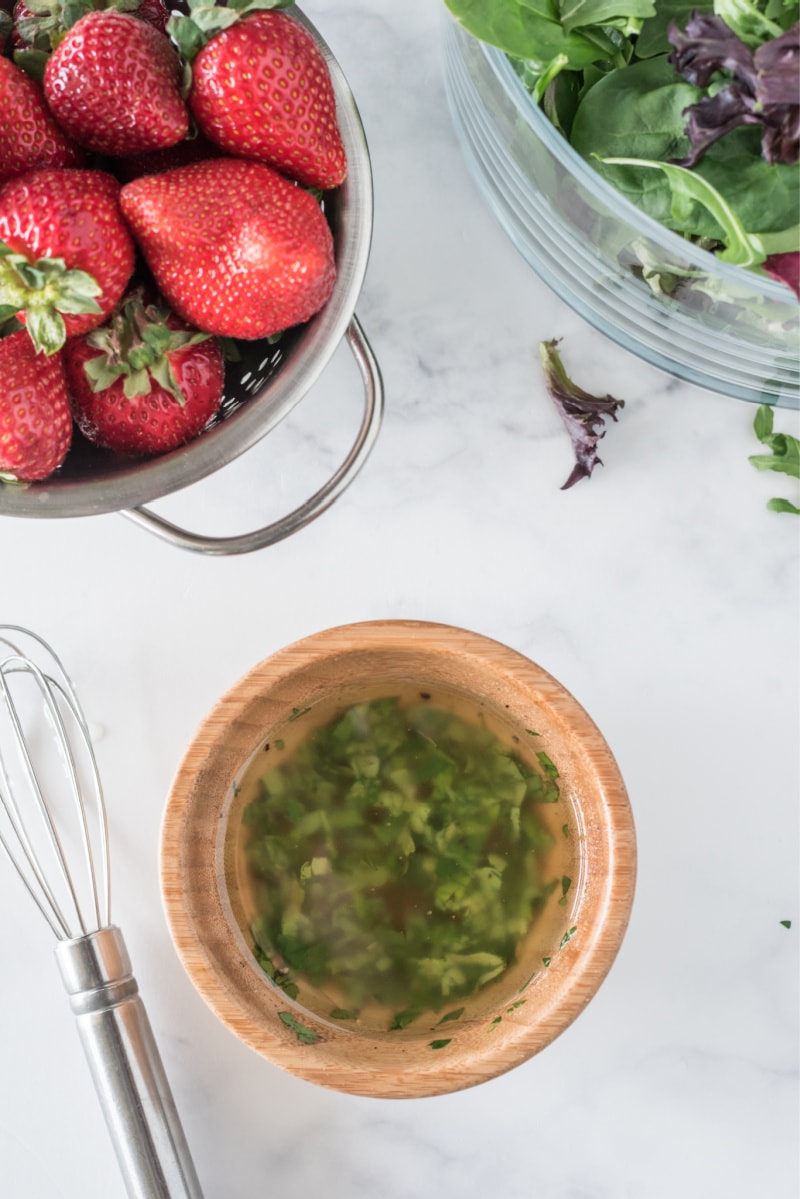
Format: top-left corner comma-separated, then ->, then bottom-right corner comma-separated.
539,339 -> 625,488
749,404 -> 800,512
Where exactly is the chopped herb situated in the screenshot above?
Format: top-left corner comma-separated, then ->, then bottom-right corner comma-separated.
389,1009 -> 421,1031
506,1000 -> 526,1012
542,957 -> 551,967
239,694 -> 566,1025
561,824 -> 569,837
489,1015 -> 502,1027
558,876 -> 572,906
329,1008 -> 359,1020
250,932 -> 300,999
525,728 -> 542,736
780,919 -> 792,929
536,751 -> 559,780
288,706 -> 312,722
277,1011 -> 318,1044
429,1038 -> 452,1050
274,738 -> 285,750
559,925 -> 578,950
436,1007 -> 465,1025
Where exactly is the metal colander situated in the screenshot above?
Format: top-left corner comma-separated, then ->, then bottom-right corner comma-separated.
0,8 -> 383,556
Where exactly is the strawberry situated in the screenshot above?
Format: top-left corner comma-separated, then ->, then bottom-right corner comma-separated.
0,57 -> 84,184
110,129 -> 223,184
0,167 -> 135,353
12,0 -> 168,52
64,294 -> 225,456
170,2 -> 347,190
0,328 -> 72,480
43,10 -> 189,156
119,157 -> 336,340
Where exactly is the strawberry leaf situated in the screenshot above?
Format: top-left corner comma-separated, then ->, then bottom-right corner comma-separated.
0,244 -> 102,353
168,0 -> 294,62
122,367 -> 155,398
149,354 -> 185,405
11,48 -> 50,80
80,293 -> 207,405
25,308 -> 67,356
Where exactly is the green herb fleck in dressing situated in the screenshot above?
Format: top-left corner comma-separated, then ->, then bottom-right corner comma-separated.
232,692 -> 576,1032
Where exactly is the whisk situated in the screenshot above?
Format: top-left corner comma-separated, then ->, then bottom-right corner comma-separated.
0,626 -> 204,1199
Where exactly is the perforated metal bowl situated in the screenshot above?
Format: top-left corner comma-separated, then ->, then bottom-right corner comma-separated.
0,9 -> 382,555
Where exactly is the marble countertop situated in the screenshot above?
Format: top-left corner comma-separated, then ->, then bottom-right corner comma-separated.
1,1 -> 798,1196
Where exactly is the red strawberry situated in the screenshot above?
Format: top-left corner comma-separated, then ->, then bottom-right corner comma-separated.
0,167 -> 135,353
119,157 -> 336,340
132,0 -> 168,34
12,0 -> 168,51
64,294 -> 225,456
0,57 -> 84,185
43,11 -> 189,156
110,130 -> 223,184
171,4 -> 347,190
0,328 -> 72,480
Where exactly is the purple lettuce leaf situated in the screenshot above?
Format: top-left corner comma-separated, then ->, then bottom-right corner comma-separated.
763,251 -> 800,296
678,84 -> 761,167
668,12 -> 757,89
539,339 -> 625,489
668,15 -> 799,165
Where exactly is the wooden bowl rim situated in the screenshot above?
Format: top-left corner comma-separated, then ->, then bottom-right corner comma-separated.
161,620 -> 636,1097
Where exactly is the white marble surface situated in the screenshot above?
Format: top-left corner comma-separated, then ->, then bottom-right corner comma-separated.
1,1 -> 798,1196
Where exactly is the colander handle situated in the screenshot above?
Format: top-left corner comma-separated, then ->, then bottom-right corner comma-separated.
119,315 -> 383,556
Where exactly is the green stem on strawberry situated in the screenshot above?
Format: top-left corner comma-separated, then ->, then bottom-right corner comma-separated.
168,0 -> 293,66
0,241 -> 103,354
14,0 -> 146,54
81,293 -> 212,404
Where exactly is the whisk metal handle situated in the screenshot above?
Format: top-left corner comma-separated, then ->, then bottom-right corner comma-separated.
55,926 -> 204,1199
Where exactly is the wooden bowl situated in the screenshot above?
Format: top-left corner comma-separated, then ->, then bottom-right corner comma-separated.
161,621 -> 636,1098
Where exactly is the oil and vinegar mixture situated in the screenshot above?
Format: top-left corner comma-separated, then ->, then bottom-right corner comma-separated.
226,686 -> 577,1034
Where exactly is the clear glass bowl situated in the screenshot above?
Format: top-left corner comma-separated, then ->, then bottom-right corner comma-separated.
442,15 -> 799,408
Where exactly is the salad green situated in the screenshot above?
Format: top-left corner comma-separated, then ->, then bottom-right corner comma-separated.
445,0 -> 799,290
749,404 -> 800,512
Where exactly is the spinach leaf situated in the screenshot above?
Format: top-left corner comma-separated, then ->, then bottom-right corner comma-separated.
571,59 -> 800,246
696,129 -> 800,236
445,0 -> 629,68
601,155 -> 765,264
542,68 -> 585,134
635,0 -> 713,56
558,0 -> 655,35
713,0 -> 795,46
571,54 -> 700,171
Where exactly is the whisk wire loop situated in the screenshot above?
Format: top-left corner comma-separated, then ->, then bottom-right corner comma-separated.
0,628 -> 111,938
